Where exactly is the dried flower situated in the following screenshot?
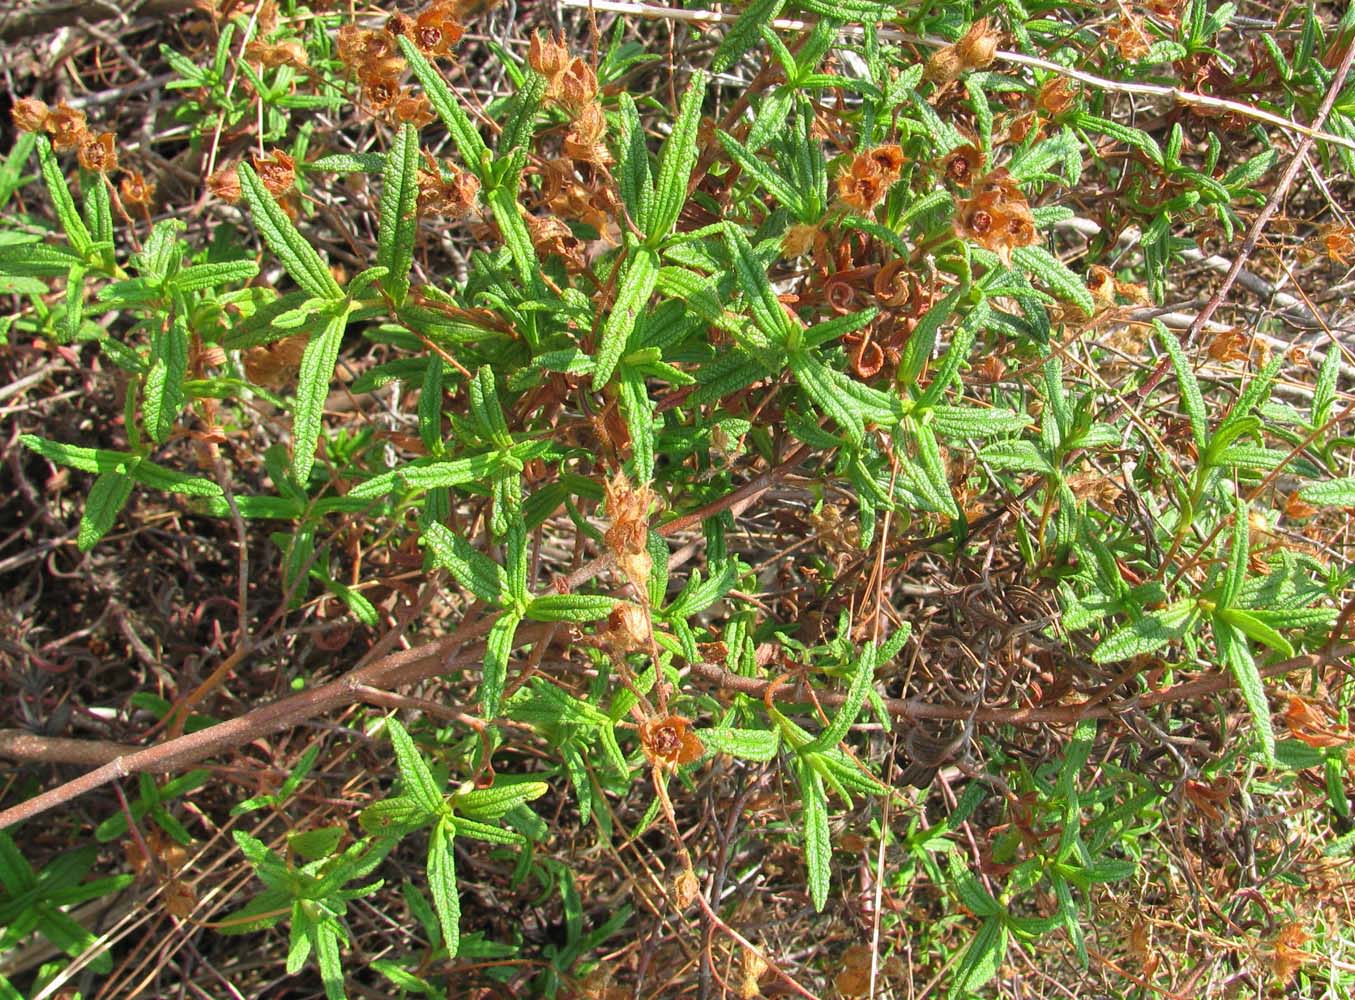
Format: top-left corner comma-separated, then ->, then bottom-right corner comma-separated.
77,131 -> 118,173
528,31 -> 570,82
525,213 -> 586,271
1036,76 -> 1078,116
119,169 -> 156,207
602,601 -> 651,654
252,149 -> 295,196
47,102 -> 88,151
393,92 -> 436,128
363,76 -> 400,113
414,6 -> 464,56
417,153 -> 479,216
954,168 -> 1037,263
207,162 -> 242,202
956,18 -> 998,71
563,102 -> 611,165
244,334 -> 309,387
557,57 -> 598,112
11,97 -> 50,133
639,714 -> 703,767
1108,12 -> 1152,60
604,471 -> 656,589
923,45 -> 963,84
245,38 -> 308,69
384,12 -> 415,37
942,143 -> 984,186
837,145 -> 904,213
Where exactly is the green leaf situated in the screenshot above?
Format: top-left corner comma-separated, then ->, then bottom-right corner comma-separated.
724,224 -> 796,345
701,727 -> 780,761
36,136 -> 92,259
486,179 -> 539,289
797,758 -> 832,912
950,916 -> 1008,999
713,0 -> 786,71
377,124 -> 420,307
1154,321 -> 1207,453
483,608 -> 522,718
1219,495 -> 1248,609
1092,600 -> 1199,663
592,243 -> 659,389
1011,245 -> 1094,317
427,819 -> 461,958
421,522 -> 507,603
1216,622 -> 1276,763
525,594 -> 620,623
399,37 -> 488,179
127,459 -> 223,497
789,351 -> 862,442
615,94 -> 653,228
646,70 -> 707,243
144,315 -> 189,444
980,439 -> 1055,475
79,470 -> 135,551
350,451 -> 502,498
292,309 -> 348,483
384,717 -> 444,817
168,260 -> 260,293
1299,477 -> 1355,507
806,643 -> 877,751
238,164 -> 343,301
1217,608 -> 1294,657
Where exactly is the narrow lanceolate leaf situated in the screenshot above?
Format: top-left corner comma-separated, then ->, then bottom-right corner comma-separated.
724,224 -> 797,345
701,727 -> 780,761
238,164 -> 342,301
127,460 -> 223,497
378,123 -> 420,307
348,451 -> 501,498
618,374 -> 655,482
1298,477 -> 1355,507
807,643 -> 878,751
482,608 -> 522,718
427,820 -> 461,957
712,0 -> 787,71
421,521 -> 507,604
525,594 -> 620,623
19,435 -> 135,474
791,352 -> 862,442
1216,622 -> 1276,763
1011,245 -> 1094,318
949,916 -> 1008,999
168,259 -> 259,294
646,70 -> 707,244
592,243 -> 659,389
384,717 -> 444,816
79,471 -> 135,551
291,309 -> 347,484
615,94 -> 654,227
399,36 -> 488,179
486,181 -> 539,288
36,136 -> 92,259
1219,494 -> 1248,609
143,315 -> 189,444
1154,321 -> 1207,453
798,758 -> 832,912
1092,600 -> 1198,663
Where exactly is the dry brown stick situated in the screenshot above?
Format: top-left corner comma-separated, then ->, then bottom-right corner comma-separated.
0,0 -> 192,42
0,445 -> 812,831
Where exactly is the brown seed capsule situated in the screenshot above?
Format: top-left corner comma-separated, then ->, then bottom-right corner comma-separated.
639,714 -> 703,767
47,102 -> 88,151
119,169 -> 156,207
207,162 -> 242,202
77,131 -> 118,173
252,149 -> 295,196
528,30 -> 570,81
956,17 -> 998,70
923,45 -> 962,84
11,97 -> 50,134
